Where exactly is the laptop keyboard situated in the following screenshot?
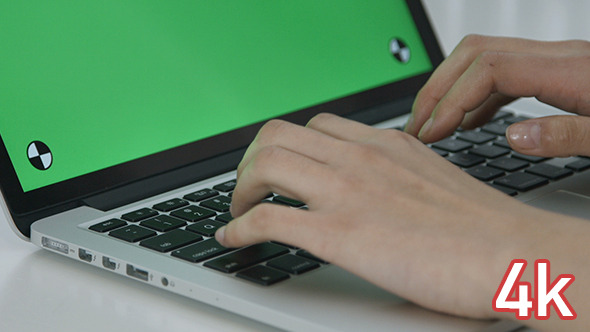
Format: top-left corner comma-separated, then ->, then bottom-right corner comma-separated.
88,110 -> 590,287
424,110 -> 590,196
89,180 -> 324,286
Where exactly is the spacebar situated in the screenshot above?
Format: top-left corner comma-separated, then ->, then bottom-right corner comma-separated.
204,243 -> 289,273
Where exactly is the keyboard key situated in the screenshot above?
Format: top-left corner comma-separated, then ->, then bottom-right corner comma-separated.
216,212 -> 234,223
466,166 -> 505,181
89,218 -> 127,233
469,145 -> 510,159
171,205 -> 216,222
153,198 -> 189,212
446,153 -> 485,168
267,254 -> 320,275
273,196 -> 305,207
430,147 -> 449,157
493,173 -> 549,191
110,225 -> 156,243
457,130 -> 496,144
172,239 -> 233,263
481,122 -> 510,136
566,158 -> 590,171
526,163 -> 573,180
488,157 -> 529,172
271,241 -> 300,250
236,265 -> 290,286
213,180 -> 237,192
140,229 -> 202,253
121,208 -> 158,222
488,183 -> 518,196
184,188 -> 219,202
504,115 -> 531,124
204,243 -> 289,273
296,250 -> 329,264
200,195 -> 232,212
493,137 -> 512,149
511,152 -> 548,163
431,138 -> 472,152
140,215 -> 186,232
186,219 -> 226,237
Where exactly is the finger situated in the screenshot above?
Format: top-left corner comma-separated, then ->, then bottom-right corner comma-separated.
231,145 -> 334,217
406,36 -> 590,137
506,115 -> 590,157
460,94 -> 516,129
237,119 -> 345,179
307,113 -> 432,169
216,204 -> 320,249
306,113 -> 426,159
306,112 -> 380,142
417,52 -> 590,143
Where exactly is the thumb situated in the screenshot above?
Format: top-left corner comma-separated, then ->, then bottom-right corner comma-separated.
215,203 -> 313,249
506,115 -> 590,157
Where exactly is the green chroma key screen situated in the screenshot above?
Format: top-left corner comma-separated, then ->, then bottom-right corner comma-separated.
0,0 -> 432,192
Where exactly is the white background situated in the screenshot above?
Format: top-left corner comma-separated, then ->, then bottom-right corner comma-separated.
2,1 -> 588,331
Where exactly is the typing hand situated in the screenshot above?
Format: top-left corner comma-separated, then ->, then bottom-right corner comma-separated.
405,35 -> 590,157
216,113 -> 551,319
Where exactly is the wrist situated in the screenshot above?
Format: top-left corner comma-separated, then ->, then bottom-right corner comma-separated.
486,209 -> 590,331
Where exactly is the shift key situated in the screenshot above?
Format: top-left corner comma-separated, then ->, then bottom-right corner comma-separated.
204,243 -> 289,273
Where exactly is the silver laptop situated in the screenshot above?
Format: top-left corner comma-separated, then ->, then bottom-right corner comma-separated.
1,1 -> 588,331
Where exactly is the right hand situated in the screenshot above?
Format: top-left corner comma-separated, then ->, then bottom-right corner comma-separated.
405,34 -> 590,158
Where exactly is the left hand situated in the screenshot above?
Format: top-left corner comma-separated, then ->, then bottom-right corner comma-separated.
405,35 -> 590,158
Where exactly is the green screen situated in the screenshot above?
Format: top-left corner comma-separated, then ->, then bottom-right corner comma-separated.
0,0 -> 432,192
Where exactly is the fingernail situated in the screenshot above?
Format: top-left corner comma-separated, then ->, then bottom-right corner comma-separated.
404,114 -> 415,132
215,226 -> 226,244
418,118 -> 434,140
507,122 -> 541,149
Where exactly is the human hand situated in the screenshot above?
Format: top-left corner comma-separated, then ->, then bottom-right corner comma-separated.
405,35 -> 590,157
215,113 -> 554,319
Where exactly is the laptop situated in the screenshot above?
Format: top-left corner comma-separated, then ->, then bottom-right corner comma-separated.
1,1 -> 588,331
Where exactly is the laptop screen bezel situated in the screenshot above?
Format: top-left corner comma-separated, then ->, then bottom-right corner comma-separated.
0,0 -> 444,236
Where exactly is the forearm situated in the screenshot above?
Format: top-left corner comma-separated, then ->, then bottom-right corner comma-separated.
489,210 -> 590,331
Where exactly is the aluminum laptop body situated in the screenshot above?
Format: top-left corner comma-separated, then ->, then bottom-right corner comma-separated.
2,1 -> 588,331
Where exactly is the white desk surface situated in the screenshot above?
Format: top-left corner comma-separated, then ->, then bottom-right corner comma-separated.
2,1 -> 589,331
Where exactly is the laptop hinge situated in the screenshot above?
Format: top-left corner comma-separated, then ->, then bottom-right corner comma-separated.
82,96 -> 414,212
346,95 -> 414,125
83,148 -> 245,212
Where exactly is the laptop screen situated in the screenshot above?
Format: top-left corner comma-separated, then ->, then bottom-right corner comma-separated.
1,0 -> 432,193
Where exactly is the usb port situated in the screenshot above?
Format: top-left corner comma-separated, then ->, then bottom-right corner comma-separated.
126,264 -> 149,281
42,237 -> 69,254
102,256 -> 117,270
78,248 -> 93,262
